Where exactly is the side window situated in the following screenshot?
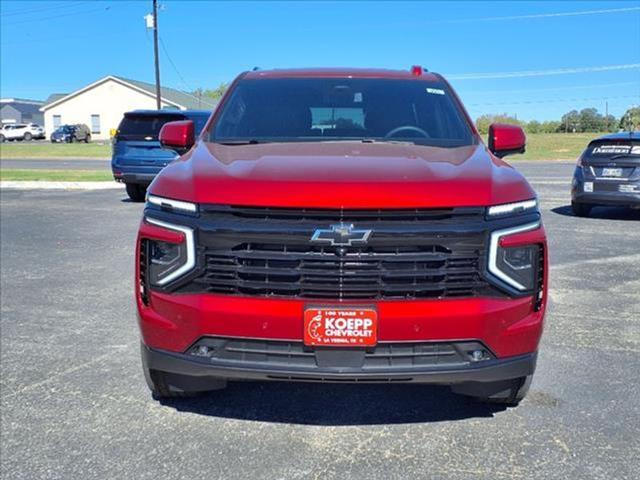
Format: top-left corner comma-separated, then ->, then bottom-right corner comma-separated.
53,115 -> 61,128
90,114 -> 101,134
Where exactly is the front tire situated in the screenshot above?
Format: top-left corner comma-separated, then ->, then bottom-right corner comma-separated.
0,134 -> 4,142
23,132 -> 32,141
84,134 -> 91,143
125,183 -> 146,202
571,201 -> 592,217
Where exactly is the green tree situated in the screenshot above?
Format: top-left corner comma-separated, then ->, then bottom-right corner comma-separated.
603,114 -> 617,132
475,114 -> 521,135
559,110 -> 580,132
192,83 -> 229,103
525,120 -> 541,134
619,107 -> 640,131
540,121 -> 561,133
578,108 -> 605,132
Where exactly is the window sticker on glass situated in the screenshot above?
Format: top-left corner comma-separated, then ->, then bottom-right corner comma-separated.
353,92 -> 363,103
426,88 -> 445,95
592,145 -> 631,155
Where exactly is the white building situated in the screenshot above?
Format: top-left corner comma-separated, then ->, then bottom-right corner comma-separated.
40,75 -> 216,140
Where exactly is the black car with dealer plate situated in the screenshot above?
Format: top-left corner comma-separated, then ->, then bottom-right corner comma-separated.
571,132 -> 640,216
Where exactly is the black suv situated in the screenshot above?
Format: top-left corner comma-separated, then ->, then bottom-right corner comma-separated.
50,124 -> 92,143
571,132 -> 640,216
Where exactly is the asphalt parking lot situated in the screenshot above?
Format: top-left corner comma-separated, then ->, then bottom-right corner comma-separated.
1,160 -> 639,479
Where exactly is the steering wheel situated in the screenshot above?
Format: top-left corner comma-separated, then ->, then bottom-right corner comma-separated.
384,125 -> 430,138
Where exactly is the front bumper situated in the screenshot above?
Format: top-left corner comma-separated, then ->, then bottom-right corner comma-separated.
142,342 -> 536,386
138,293 -> 546,359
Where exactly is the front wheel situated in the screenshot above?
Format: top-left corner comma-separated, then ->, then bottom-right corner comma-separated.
571,201 -> 592,217
23,132 -> 32,141
0,134 -> 4,142
125,183 -> 147,202
84,134 -> 91,143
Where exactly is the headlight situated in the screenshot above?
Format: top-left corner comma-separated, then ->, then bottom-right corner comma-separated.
487,199 -> 537,217
144,217 -> 195,286
147,194 -> 197,214
488,222 -> 540,291
148,241 -> 188,285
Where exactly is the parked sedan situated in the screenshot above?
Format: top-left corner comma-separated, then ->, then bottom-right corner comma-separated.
50,124 -> 91,143
571,132 -> 640,216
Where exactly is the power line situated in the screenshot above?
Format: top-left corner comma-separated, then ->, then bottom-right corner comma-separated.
159,36 -> 193,93
0,2 -> 90,18
469,94 -> 639,107
448,63 -> 640,80
2,4 -> 114,26
459,82 -> 640,96
425,6 -> 640,24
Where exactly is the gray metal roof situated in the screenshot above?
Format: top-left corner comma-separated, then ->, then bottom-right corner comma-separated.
41,76 -> 218,111
44,93 -> 68,105
0,101 -> 43,116
112,76 -> 217,109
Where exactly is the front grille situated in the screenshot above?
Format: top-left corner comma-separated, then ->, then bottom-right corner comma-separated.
201,205 -> 484,223
188,337 -> 494,371
196,241 -> 486,299
164,205 -> 503,300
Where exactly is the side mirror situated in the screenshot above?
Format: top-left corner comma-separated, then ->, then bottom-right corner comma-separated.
159,120 -> 195,153
488,123 -> 526,158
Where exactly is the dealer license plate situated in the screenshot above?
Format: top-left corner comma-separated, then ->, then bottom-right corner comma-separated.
303,307 -> 377,347
602,168 -> 623,177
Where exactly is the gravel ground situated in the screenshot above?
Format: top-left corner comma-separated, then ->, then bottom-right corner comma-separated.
1,160 -> 639,479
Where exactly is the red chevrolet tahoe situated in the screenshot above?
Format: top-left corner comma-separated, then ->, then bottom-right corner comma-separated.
136,67 -> 548,405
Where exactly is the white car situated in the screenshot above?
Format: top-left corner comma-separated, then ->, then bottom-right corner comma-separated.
0,123 -> 46,142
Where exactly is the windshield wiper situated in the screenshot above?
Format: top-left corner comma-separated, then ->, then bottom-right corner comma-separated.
360,138 -> 417,145
216,139 -> 266,145
315,138 -> 418,145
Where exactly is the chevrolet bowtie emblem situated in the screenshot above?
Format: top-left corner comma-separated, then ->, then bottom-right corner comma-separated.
310,223 -> 372,247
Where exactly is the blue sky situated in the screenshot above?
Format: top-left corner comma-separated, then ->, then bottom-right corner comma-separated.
1,0 -> 639,121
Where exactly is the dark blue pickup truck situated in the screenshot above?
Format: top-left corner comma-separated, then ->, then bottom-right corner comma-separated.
111,110 -> 211,201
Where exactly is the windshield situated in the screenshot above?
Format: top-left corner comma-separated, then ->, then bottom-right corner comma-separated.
56,126 -> 72,133
211,78 -> 474,147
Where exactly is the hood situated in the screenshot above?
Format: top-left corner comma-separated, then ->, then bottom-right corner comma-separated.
149,141 -> 535,209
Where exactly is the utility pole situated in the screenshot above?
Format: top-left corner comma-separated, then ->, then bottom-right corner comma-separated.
152,0 -> 161,109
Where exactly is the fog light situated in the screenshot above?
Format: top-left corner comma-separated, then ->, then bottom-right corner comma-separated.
193,345 -> 211,357
470,350 -> 487,362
